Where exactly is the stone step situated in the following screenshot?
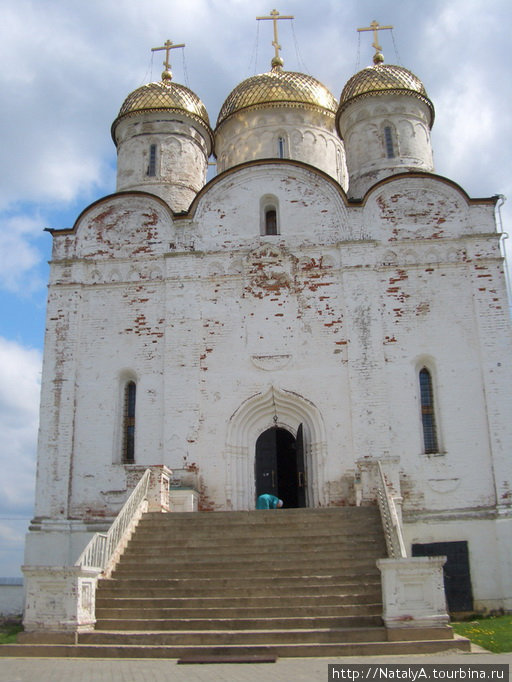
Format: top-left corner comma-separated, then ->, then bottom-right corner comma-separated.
141,507 -> 380,523
95,602 -> 382,619
0,637 -> 471,659
109,562 -> 378,580
94,614 -> 383,632
97,578 -> 382,598
131,532 -> 383,544
95,592 -> 382,609
121,544 -> 383,560
137,509 -> 381,527
123,535 -> 386,559
134,522 -> 383,537
84,626 -> 387,645
112,557 -> 379,575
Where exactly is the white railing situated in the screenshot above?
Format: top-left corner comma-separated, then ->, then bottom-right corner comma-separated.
375,460 -> 407,559
75,468 -> 151,575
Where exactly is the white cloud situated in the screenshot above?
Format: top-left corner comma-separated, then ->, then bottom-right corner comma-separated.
0,214 -> 46,293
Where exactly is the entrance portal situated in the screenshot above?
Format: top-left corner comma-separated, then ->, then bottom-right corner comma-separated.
255,425 -> 306,508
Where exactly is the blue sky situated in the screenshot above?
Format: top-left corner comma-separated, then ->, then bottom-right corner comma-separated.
1,0 -> 511,577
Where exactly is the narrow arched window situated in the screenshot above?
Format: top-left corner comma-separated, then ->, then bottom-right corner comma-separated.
265,208 -> 278,235
122,381 -> 136,462
260,195 -> 280,236
384,126 -> 395,158
147,144 -> 157,176
277,136 -> 286,159
419,368 -> 438,453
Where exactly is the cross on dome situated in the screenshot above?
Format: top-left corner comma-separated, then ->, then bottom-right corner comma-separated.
357,20 -> 393,64
256,8 -> 294,70
151,39 -> 185,81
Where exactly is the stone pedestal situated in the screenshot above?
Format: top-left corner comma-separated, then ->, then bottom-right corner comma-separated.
125,464 -> 172,512
22,565 -> 102,633
170,489 -> 200,512
377,556 -> 449,629
169,468 -> 200,512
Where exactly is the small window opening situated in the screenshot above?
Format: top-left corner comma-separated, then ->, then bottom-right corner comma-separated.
278,136 -> 286,159
122,381 -> 136,462
419,368 -> 438,453
384,126 -> 395,158
265,208 -> 278,235
147,144 -> 157,176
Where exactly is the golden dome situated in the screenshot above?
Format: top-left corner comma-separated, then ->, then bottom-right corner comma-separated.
112,78 -> 211,142
339,63 -> 434,125
216,67 -> 338,128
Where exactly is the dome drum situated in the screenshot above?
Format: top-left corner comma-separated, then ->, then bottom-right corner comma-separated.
337,63 -> 435,198
113,80 -> 213,213
215,66 -> 346,184
337,63 -> 435,134
113,110 -> 212,153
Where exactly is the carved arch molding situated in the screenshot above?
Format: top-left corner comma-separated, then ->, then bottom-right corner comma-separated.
225,386 -> 328,510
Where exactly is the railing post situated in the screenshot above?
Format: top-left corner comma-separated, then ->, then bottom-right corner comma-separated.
360,457 -> 452,635
21,467 -> 163,636
125,465 -> 172,512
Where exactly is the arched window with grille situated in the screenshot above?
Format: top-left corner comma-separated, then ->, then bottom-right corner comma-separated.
419,367 -> 438,453
122,381 -> 136,462
277,136 -> 286,159
147,144 -> 157,176
382,123 -> 397,159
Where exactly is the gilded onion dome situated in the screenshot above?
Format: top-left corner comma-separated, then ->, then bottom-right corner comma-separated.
216,66 -> 338,129
112,75 -> 212,144
338,62 -> 434,127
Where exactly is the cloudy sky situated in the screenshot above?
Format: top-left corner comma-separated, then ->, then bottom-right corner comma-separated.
0,0 -> 510,577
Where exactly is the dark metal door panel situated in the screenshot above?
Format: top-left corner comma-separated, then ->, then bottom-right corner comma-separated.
296,423 -> 306,508
255,429 -> 277,497
412,541 -> 474,612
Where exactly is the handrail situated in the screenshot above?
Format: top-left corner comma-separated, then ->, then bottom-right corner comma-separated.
375,461 -> 407,559
75,468 -> 151,572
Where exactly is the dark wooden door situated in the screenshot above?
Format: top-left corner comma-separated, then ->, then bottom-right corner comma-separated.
255,429 -> 277,497
255,426 -> 307,508
296,424 -> 306,508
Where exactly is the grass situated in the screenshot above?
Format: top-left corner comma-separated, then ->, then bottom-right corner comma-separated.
0,621 -> 22,644
451,615 -> 512,653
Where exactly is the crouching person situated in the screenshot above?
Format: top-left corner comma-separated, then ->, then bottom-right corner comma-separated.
256,494 -> 283,509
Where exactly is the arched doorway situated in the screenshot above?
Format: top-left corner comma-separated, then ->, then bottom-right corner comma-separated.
255,425 -> 306,508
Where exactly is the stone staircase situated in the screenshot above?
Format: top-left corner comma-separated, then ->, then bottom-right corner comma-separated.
7,506 -> 470,658
90,506 -> 384,656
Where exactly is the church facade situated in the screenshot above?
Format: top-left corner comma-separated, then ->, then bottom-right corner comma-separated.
24,35 -> 512,613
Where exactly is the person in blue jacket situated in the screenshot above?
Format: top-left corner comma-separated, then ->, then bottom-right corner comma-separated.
256,493 -> 283,509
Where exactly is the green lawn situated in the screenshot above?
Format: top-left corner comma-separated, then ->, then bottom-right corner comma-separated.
0,622 -> 22,644
451,615 -> 512,653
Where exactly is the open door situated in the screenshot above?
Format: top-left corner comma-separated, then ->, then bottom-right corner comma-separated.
296,423 -> 306,508
255,428 -> 278,497
255,425 -> 306,508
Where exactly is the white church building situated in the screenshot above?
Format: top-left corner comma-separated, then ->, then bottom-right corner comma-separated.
23,18 -> 512,624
